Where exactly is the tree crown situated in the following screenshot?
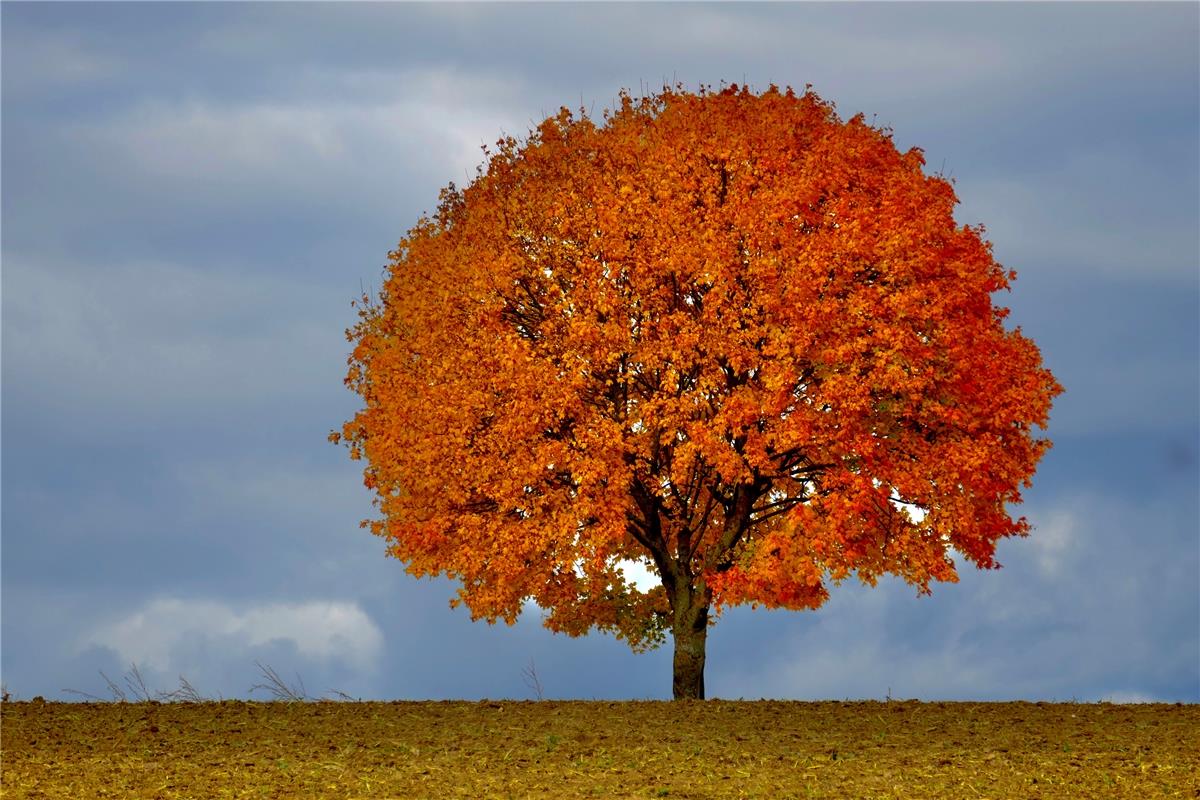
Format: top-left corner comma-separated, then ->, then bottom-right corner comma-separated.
335,84 -> 1061,651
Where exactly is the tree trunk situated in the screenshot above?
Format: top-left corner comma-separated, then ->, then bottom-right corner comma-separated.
671,591 -> 709,700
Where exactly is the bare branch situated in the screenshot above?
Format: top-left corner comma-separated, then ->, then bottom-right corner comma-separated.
249,661 -> 308,702
521,658 -> 545,700
124,664 -> 153,702
158,675 -> 206,703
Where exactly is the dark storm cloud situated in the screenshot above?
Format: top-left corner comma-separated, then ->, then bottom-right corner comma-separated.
2,2 -> 1196,701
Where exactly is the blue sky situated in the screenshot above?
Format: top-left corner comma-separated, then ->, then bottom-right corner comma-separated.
3,2 -> 1197,703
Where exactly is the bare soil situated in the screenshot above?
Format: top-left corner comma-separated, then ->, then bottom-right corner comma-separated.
2,699 -> 1196,798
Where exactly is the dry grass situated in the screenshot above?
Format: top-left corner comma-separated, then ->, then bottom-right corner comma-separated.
2,699 -> 1196,798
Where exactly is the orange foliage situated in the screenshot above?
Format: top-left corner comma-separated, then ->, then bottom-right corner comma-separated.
335,85 -> 1062,652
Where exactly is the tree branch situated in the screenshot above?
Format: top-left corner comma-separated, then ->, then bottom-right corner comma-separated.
630,478 -> 676,593
703,481 -> 760,573
749,499 -> 804,525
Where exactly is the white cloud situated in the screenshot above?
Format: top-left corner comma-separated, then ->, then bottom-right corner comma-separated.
114,103 -> 349,177
711,488 -> 1198,701
617,559 -> 661,594
713,631 -> 932,701
66,66 -> 527,198
523,559 -> 661,612
1028,508 -> 1077,578
84,597 -> 383,673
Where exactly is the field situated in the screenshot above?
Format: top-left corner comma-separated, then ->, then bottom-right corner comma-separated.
2,699 -> 1196,798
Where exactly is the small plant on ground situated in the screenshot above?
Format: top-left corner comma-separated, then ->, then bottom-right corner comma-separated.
522,658 -> 545,700
63,664 -> 214,703
249,660 -> 308,702
158,675 -> 207,703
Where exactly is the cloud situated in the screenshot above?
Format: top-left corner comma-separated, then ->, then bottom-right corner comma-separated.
3,253 -> 342,440
174,456 -> 366,526
1028,509 -> 1077,578
0,26 -> 125,97
707,488 -> 1198,702
83,597 -> 383,673
4,62 -> 533,262
107,103 -> 348,177
618,560 -> 661,594
958,143 -> 1198,284
62,66 -> 526,199
714,633 -> 995,701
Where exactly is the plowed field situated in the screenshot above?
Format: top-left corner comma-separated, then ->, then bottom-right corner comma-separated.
2,699 -> 1196,798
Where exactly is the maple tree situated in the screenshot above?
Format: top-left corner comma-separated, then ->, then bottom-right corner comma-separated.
334,85 -> 1062,700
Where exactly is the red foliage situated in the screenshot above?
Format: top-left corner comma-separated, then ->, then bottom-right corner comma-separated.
335,85 -> 1062,653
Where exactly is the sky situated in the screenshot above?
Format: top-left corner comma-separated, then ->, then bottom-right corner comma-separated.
2,2 -> 1197,703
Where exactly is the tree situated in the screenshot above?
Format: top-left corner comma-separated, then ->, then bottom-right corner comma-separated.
333,84 -> 1062,700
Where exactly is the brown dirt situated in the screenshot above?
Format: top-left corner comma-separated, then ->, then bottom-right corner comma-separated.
2,699 -> 1196,798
